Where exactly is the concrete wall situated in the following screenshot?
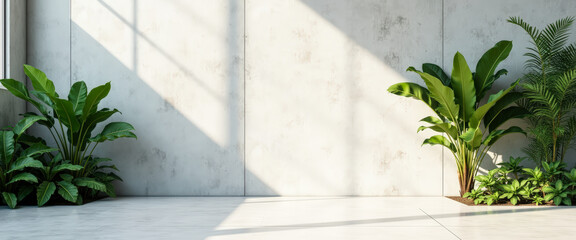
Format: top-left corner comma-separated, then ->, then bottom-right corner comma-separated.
0,0 -> 26,129
26,0 -> 576,196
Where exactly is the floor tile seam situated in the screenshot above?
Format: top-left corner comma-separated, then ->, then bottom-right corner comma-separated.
419,208 -> 462,240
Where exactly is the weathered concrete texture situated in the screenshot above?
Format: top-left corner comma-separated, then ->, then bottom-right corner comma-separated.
70,0 -> 245,195
25,0 -> 576,196
26,0 -> 70,91
442,0 -> 576,196
0,90 -> 22,128
245,0 -> 443,195
26,0 -> 71,147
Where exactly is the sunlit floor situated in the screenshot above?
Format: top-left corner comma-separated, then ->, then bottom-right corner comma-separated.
1,197 -> 575,239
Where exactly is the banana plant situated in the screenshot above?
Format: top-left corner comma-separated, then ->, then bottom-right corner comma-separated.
0,65 -> 136,200
0,116 -> 54,208
388,40 -> 528,196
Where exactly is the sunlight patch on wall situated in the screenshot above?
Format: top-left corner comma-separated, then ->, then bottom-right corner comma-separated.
73,0 -> 243,148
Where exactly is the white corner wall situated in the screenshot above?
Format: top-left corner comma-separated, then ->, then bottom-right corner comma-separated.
25,0 -> 576,196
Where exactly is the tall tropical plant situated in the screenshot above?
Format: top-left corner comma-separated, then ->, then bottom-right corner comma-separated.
0,65 -> 136,201
388,41 -> 527,196
508,17 -> 576,164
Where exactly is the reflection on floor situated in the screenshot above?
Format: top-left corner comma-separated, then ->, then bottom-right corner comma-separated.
1,197 -> 575,239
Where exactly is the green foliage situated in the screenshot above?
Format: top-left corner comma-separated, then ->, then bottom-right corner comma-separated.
500,179 -> 526,205
509,17 -> 576,164
463,189 -> 486,205
0,65 -> 137,206
0,117 -> 49,208
388,41 -> 526,196
34,153 -> 83,206
476,168 -> 505,193
497,156 -> 525,179
467,156 -> 576,206
542,161 -> 566,182
543,180 -> 573,206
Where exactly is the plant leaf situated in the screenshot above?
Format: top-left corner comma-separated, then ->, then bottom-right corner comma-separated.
13,115 -> 47,137
52,98 -> 81,133
23,64 -> 57,97
475,40 -> 513,100
53,164 -> 83,173
461,128 -> 483,148
387,82 -> 439,110
7,172 -> 38,185
0,79 -> 30,99
2,192 -> 17,209
57,181 -> 78,203
74,178 -> 107,192
469,79 -> 519,129
8,157 -> 43,174
422,135 -> 456,152
60,174 -> 74,182
0,131 -> 15,165
422,63 -> 451,86
37,181 -> 56,207
451,52 -> 476,121
82,82 -> 111,120
483,126 -> 525,146
0,79 -> 49,115
68,81 -> 88,116
407,67 -> 460,123
21,143 -> 57,158
485,106 -> 530,132
89,122 -> 137,142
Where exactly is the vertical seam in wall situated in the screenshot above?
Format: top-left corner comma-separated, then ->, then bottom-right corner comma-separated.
243,0 -> 247,196
441,0 -> 445,196
2,0 -> 5,79
69,0 -> 72,87
23,0 -> 27,112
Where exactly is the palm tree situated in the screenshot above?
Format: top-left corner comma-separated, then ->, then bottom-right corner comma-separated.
509,17 -> 576,164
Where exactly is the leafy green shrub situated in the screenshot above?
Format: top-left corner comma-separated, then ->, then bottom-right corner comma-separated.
465,156 -> 576,206
0,65 -> 136,206
388,41 -> 527,196
0,116 -> 51,208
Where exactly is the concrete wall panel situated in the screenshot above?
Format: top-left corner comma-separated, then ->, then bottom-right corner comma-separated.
24,0 -> 576,196
245,0 -> 443,195
70,0 -> 245,195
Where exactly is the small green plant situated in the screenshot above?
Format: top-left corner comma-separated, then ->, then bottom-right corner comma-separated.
498,156 -> 525,179
34,153 -> 86,206
543,180 -> 573,206
388,41 -> 527,195
0,65 -> 136,203
524,167 -> 546,188
463,189 -> 486,205
465,156 -> 576,206
543,161 -> 566,182
0,116 -> 51,208
484,192 -> 502,206
476,168 -> 504,193
500,179 -> 526,205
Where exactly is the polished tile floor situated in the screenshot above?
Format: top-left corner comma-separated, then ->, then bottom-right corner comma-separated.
1,197 -> 575,239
